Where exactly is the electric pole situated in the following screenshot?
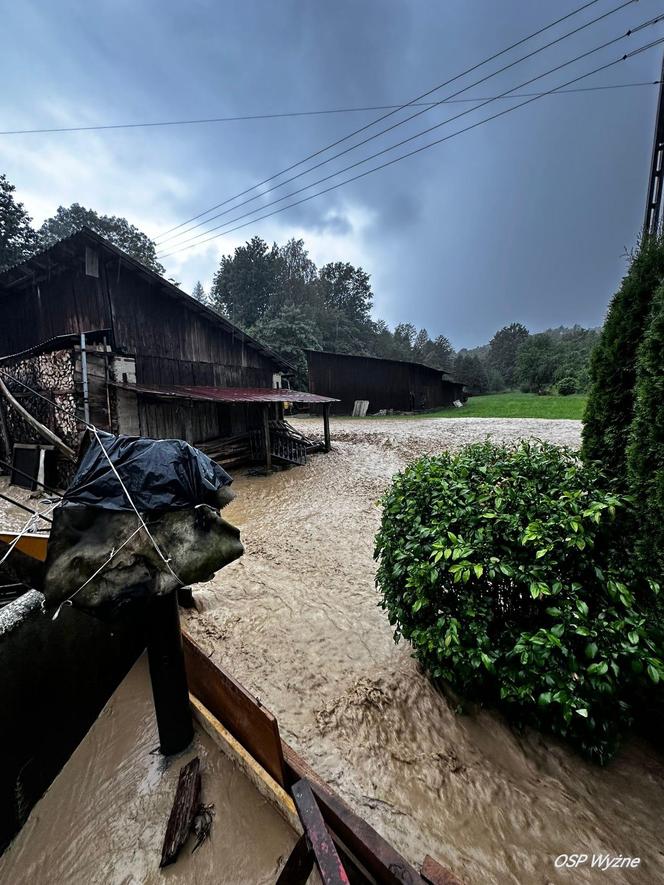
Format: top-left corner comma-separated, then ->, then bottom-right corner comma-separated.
643,51 -> 664,238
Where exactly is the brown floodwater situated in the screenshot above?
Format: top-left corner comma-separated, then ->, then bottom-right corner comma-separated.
183,417 -> 664,885
0,655 -> 298,884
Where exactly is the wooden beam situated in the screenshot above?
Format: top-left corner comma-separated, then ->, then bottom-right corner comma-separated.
282,742 -> 425,885
276,834 -> 314,885
160,756 -> 201,867
291,779 -> 350,884
190,695 -> 300,834
263,403 -> 272,470
323,403 -> 331,452
182,631 -> 287,786
0,398 -> 11,464
147,590 -> 194,756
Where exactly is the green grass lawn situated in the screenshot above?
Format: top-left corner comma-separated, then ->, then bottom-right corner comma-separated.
427,391 -> 587,420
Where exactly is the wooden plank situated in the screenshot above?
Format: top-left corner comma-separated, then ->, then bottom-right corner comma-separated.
276,833 -> 314,885
190,695 -> 301,834
421,855 -> 463,885
0,532 -> 49,562
291,779 -> 350,885
182,631 -> 287,787
160,756 -> 201,867
282,742 -> 425,885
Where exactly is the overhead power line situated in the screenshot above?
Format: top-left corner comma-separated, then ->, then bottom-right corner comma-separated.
158,34 -> 664,260
0,79 -> 658,138
158,13 -> 663,257
155,0 -> 611,242
157,0 -> 639,251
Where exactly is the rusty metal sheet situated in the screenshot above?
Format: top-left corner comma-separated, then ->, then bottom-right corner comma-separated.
111,381 -> 338,404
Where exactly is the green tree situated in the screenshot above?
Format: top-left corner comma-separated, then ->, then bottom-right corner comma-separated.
249,304 -> 322,389
488,322 -> 530,387
274,238 -> 317,307
517,333 -> 557,393
38,203 -> 165,275
191,280 -> 208,304
392,323 -> 417,360
0,174 -> 38,273
210,236 -> 280,328
319,261 -> 373,324
411,329 -> 454,370
454,353 -> 488,394
582,236 -> 664,477
627,283 -> 664,573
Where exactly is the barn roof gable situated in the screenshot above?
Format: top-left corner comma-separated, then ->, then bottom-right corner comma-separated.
0,227 -> 294,373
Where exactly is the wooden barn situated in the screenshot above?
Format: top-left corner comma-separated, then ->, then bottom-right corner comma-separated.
306,349 -> 464,415
0,228 -> 335,478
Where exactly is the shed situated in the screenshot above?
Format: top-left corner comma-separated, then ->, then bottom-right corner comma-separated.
0,228 -> 335,474
306,350 -> 464,415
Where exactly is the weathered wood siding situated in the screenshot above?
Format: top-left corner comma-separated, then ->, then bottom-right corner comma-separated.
0,234 -> 283,446
307,351 -> 463,414
106,267 -> 275,387
0,265 -> 111,357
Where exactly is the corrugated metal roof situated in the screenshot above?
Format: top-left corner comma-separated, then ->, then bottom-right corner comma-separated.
112,381 -> 338,404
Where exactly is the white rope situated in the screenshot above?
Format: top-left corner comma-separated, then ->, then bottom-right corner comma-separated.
0,368 -> 182,587
0,500 -> 59,568
51,523 -> 145,620
89,425 -> 182,584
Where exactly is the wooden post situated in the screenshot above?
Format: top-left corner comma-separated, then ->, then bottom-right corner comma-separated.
291,779 -> 350,884
147,589 -> 194,755
0,399 -> 11,465
323,403 -> 331,453
263,404 -> 272,471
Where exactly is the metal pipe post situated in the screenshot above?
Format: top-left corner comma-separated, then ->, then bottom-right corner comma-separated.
80,332 -> 91,425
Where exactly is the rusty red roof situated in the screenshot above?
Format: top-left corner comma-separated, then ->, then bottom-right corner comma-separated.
112,381 -> 338,404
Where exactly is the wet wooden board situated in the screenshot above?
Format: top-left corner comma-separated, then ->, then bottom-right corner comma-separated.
160,756 -> 201,867
190,695 -> 300,835
291,778 -> 350,884
282,742 -> 426,885
182,631 -> 287,787
0,532 -> 49,562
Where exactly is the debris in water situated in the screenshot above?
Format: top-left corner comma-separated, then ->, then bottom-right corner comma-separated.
191,802 -> 215,853
160,756 -> 201,867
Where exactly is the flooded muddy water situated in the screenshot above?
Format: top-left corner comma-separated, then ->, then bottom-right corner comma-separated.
0,655 -> 297,885
184,417 -> 664,884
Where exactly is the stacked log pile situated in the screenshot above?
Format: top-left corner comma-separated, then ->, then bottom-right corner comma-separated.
196,433 -> 252,470
1,350 -> 77,450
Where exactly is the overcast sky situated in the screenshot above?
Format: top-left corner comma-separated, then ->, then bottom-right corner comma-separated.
2,1 -> 662,348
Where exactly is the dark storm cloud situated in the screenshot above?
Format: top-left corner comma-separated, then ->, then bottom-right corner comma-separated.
2,0 -> 663,346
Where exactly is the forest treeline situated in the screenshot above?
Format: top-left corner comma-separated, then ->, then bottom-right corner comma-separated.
201,235 -> 599,394
1,173 -> 597,392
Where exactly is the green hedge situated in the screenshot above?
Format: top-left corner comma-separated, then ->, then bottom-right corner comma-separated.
375,442 -> 663,763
